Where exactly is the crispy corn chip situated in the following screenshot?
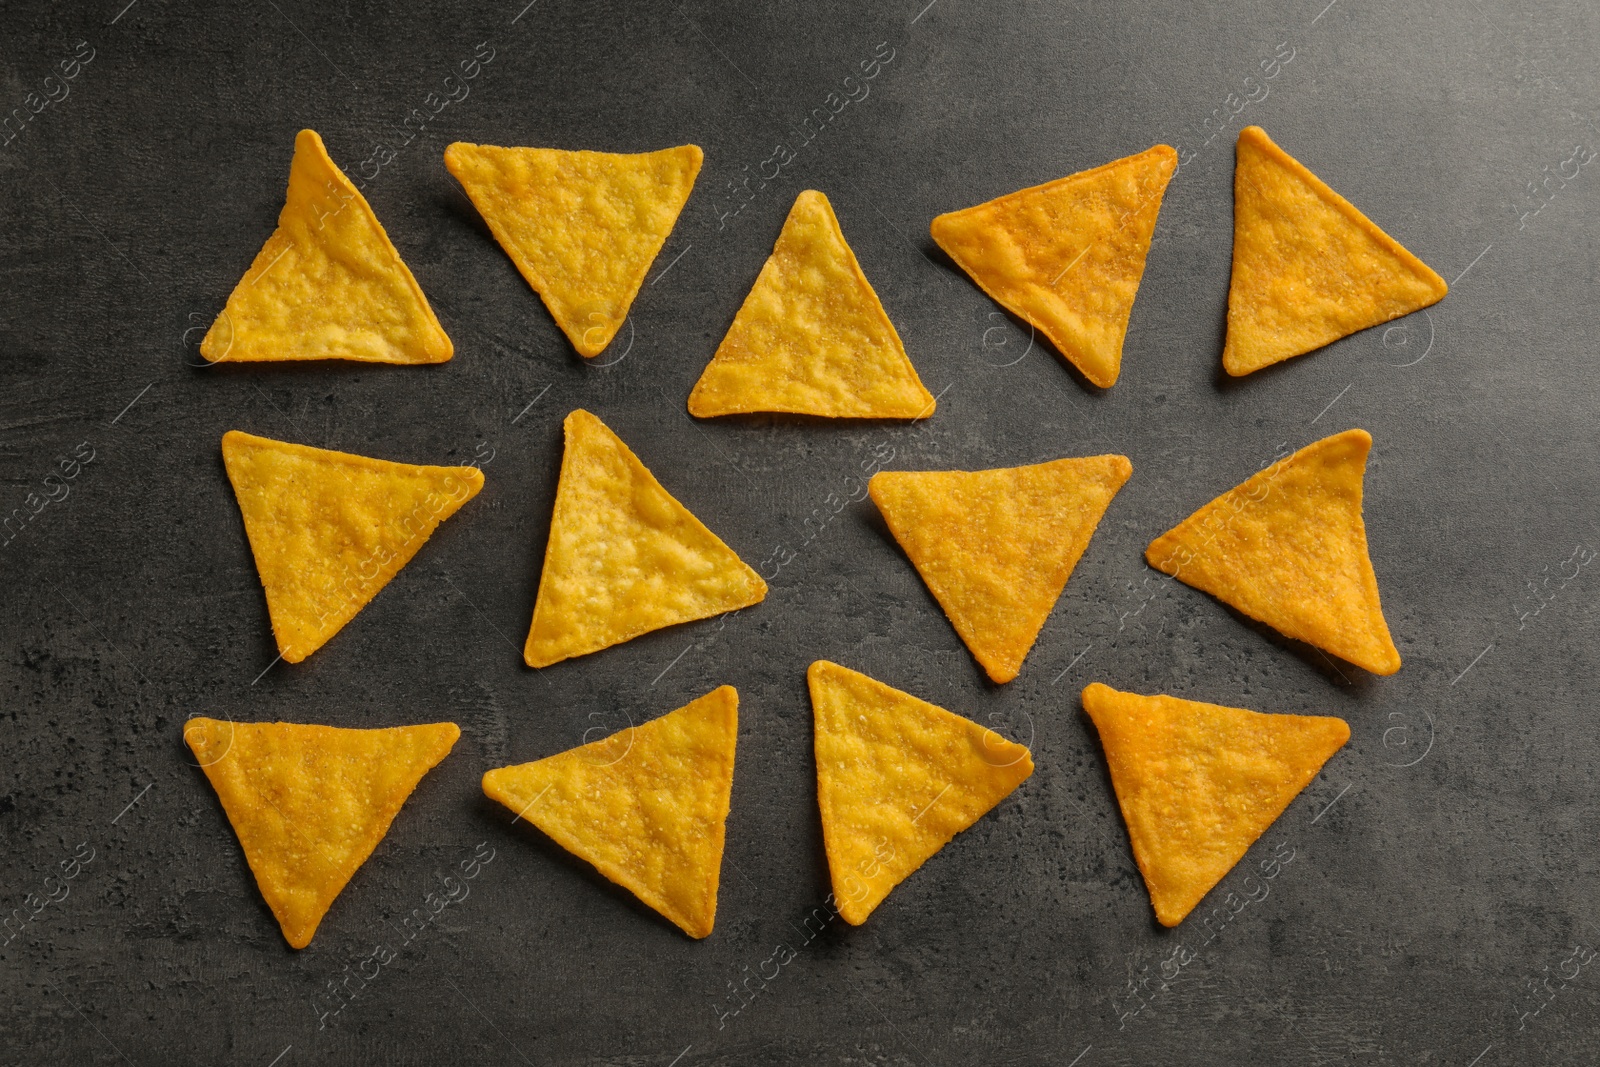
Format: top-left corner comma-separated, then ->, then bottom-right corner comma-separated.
444,142 -> 701,357
687,190 -> 936,418
1224,125 -> 1448,375
201,129 -> 452,364
482,686 -> 738,938
221,430 -> 484,663
1081,682 -> 1347,926
930,145 -> 1176,388
524,411 -> 766,667
1145,428 -> 1399,674
870,456 -> 1132,683
184,717 -> 459,948
808,661 -> 1033,925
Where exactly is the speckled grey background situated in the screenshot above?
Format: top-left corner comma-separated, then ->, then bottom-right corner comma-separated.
2,0 -> 1598,1063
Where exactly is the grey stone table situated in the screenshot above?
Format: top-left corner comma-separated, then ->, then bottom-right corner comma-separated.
1,0 -> 1596,1063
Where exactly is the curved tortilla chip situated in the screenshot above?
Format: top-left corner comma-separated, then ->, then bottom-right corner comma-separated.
202,129 -> 452,364
221,430 -> 484,663
1081,682 -> 1347,926
184,717 -> 459,948
1145,428 -> 1399,675
930,145 -> 1176,388
1224,125 -> 1448,375
482,686 -> 737,938
444,142 -> 701,357
687,190 -> 935,418
524,411 -> 766,667
808,661 -> 1032,925
870,455 -> 1131,683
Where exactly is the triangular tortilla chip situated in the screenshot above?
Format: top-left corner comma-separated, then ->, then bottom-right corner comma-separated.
481,686 -> 738,938
201,129 -> 452,364
1223,125 -> 1448,375
523,410 -> 767,667
870,455 -> 1132,683
808,661 -> 1033,925
1081,682 -> 1348,926
930,145 -> 1177,388
687,190 -> 936,418
221,430 -> 484,663
444,142 -> 701,357
184,717 -> 459,948
1145,428 -> 1399,674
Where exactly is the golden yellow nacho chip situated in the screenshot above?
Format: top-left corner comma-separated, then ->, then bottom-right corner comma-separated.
930,145 -> 1176,388
1224,125 -> 1448,375
808,661 -> 1033,925
870,456 -> 1132,683
481,686 -> 738,938
201,129 -> 452,364
444,142 -> 701,357
687,190 -> 936,418
1145,428 -> 1399,674
221,430 -> 484,663
1081,682 -> 1347,926
524,410 -> 766,667
184,717 -> 459,948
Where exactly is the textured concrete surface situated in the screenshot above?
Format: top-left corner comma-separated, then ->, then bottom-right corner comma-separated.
2,0 -> 1598,1063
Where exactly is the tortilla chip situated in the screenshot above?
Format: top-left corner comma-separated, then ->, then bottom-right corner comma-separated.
184,717 -> 459,948
687,190 -> 936,418
930,145 -> 1176,388
221,430 -> 484,663
870,455 -> 1132,683
482,686 -> 737,938
444,142 -> 701,357
201,129 -> 452,364
1145,428 -> 1399,674
1081,682 -> 1347,926
808,661 -> 1033,925
1224,125 -> 1448,375
524,411 -> 766,667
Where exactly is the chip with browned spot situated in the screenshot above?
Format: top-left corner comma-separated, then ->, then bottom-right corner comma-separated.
1224,125 -> 1448,375
930,145 -> 1176,388
184,717 -> 459,948
809,661 -> 1032,925
202,129 -> 452,364
687,190 -> 936,418
1081,682 -> 1347,926
523,410 -> 766,668
444,142 -> 701,357
870,455 -> 1132,683
221,430 -> 484,663
482,686 -> 738,938
1145,428 -> 1399,675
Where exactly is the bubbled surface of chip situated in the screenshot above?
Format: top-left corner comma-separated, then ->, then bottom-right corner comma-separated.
930,145 -> 1176,388
202,129 -> 452,364
1223,125 -> 1448,375
184,717 -> 460,948
688,190 -> 935,418
1145,428 -> 1400,675
523,411 -> 766,667
1081,682 -> 1347,926
445,142 -> 701,357
870,455 -> 1131,683
808,661 -> 1032,925
221,430 -> 484,663
482,686 -> 738,938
